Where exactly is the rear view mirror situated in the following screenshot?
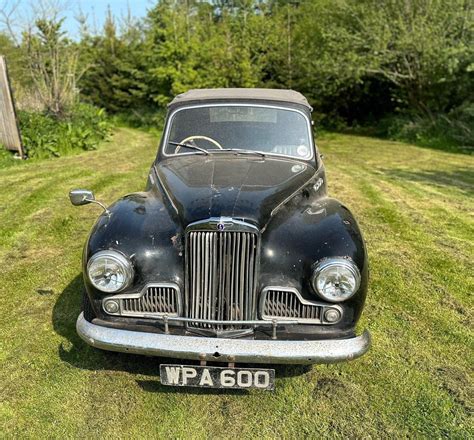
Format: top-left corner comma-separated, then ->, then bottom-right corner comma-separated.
69,189 -> 110,215
69,189 -> 95,206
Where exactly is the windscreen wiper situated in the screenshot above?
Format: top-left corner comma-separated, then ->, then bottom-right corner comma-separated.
168,141 -> 208,155
212,148 -> 266,157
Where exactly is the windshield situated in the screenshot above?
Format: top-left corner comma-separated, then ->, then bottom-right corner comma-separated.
164,105 -> 313,159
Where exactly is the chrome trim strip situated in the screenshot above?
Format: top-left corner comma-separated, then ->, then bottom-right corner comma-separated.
77,313 -> 371,365
103,283 -> 182,318
146,316 -> 298,325
161,103 -> 315,161
186,217 -> 259,234
259,286 -> 343,325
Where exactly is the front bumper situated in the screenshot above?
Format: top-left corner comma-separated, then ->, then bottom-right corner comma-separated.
76,313 -> 371,365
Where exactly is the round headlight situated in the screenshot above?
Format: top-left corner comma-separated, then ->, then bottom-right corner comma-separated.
87,250 -> 133,293
312,258 -> 361,302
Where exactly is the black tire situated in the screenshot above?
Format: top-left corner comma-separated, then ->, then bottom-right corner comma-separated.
82,289 -> 96,322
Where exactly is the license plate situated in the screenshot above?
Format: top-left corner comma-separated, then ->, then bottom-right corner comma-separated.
160,364 -> 275,390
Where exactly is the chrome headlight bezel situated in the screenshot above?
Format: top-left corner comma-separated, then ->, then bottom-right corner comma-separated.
311,257 -> 361,303
86,250 -> 134,293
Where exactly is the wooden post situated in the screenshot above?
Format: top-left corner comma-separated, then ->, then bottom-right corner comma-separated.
0,55 -> 25,158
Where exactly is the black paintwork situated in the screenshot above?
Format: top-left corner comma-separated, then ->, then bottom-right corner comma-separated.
155,155 -> 315,228
82,101 -> 368,340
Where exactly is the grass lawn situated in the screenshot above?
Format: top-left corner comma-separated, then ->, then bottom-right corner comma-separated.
0,128 -> 472,438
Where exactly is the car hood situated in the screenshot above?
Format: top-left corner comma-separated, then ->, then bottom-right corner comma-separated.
155,154 -> 315,228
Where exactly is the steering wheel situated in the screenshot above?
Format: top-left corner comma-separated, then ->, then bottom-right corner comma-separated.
175,135 -> 223,153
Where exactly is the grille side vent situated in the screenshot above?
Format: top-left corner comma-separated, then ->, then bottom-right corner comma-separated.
103,284 -> 181,318
261,288 -> 328,324
122,285 -> 179,316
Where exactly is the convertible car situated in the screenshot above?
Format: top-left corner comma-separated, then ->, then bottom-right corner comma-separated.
70,88 -> 370,390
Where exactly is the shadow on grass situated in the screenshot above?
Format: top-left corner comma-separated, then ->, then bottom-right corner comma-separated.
382,168 -> 474,194
52,275 -> 311,394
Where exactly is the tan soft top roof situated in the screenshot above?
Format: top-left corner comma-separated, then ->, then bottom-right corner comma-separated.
168,88 -> 311,109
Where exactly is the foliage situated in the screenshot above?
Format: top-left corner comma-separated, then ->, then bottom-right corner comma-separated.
79,9 -> 148,112
1,1 -> 473,150
287,0 -> 473,126
111,108 -> 166,135
380,103 -> 474,152
23,18 -> 83,117
2,26 -> 110,161
0,143 -> 11,167
143,1 -> 277,105
0,32 -> 26,84
18,103 -> 110,159
70,0 -> 473,149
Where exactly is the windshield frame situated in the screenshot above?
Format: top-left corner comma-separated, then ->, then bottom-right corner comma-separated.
161,103 -> 315,161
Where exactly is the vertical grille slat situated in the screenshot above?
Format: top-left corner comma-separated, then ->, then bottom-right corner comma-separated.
187,229 -> 259,330
217,231 -> 224,322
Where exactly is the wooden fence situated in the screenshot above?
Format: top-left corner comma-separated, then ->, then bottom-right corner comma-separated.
0,55 -> 24,158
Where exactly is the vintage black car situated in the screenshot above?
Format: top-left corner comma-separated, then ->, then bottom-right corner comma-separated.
70,88 -> 370,389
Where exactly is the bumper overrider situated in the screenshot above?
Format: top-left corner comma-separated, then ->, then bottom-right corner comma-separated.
77,313 -> 371,365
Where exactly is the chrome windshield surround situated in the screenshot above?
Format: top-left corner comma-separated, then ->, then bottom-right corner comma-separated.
103,283 -> 182,318
161,103 -> 315,161
260,286 -> 343,325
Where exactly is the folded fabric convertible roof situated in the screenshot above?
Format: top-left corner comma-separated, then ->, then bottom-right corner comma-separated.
168,88 -> 312,110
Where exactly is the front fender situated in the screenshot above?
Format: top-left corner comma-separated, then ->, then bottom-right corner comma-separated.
83,187 -> 184,316
260,197 -> 368,329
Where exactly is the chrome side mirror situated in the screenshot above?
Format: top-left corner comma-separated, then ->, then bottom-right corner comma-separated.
69,189 -> 95,206
69,189 -> 110,215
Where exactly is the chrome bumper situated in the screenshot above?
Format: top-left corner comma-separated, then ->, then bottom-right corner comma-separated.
76,313 -> 371,365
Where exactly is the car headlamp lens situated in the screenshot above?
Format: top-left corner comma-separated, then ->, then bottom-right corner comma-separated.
87,250 -> 133,293
312,258 -> 360,302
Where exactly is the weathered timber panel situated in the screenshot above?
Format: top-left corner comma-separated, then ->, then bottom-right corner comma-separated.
0,55 -> 24,156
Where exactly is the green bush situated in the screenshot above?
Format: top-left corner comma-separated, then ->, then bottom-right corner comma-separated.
18,103 -> 111,159
378,104 -> 474,154
111,109 -> 165,135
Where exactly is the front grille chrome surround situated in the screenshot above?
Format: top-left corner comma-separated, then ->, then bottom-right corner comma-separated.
260,286 -> 342,325
103,283 -> 181,318
185,218 -> 260,331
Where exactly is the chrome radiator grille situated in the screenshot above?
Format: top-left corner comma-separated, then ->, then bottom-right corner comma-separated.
120,285 -> 180,317
186,229 -> 259,330
261,288 -> 323,323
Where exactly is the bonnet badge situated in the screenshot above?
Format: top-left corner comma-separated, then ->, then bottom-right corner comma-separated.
217,222 -> 225,231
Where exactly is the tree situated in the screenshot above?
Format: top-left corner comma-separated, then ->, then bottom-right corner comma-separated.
79,8 -> 148,112
23,18 -> 81,117
143,0 -> 277,105
0,32 -> 24,82
295,0 -> 473,120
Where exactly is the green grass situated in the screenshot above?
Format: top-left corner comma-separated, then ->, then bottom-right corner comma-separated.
1,128 -> 472,438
